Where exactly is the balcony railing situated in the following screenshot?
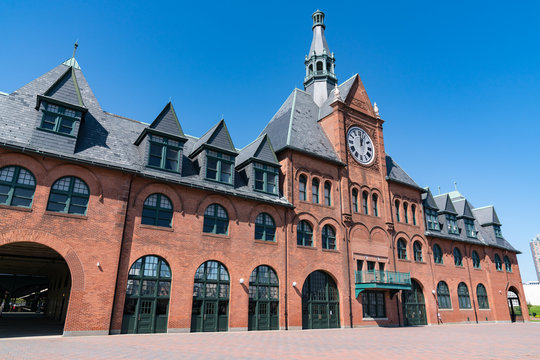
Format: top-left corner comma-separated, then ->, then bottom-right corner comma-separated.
355,270 -> 411,297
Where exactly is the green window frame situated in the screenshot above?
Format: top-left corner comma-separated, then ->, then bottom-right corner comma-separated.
255,212 -> 276,241
248,266 -> 279,316
203,204 -> 229,235
457,282 -> 471,309
472,250 -> 481,269
297,220 -> 313,247
352,189 -> 358,212
494,225 -> 503,238
372,194 -> 378,217
426,209 -> 440,231
411,204 -> 417,225
148,135 -> 181,172
395,200 -> 400,222
322,225 -> 336,250
433,244 -> 443,264
453,247 -> 463,266
47,176 -> 89,215
446,215 -> 459,234
362,191 -> 369,215
39,102 -> 82,135
324,181 -> 331,206
312,179 -> 319,204
504,255 -> 512,272
413,241 -> 422,262
362,291 -> 386,318
299,175 -> 307,201
0,166 -> 36,208
494,254 -> 502,271
193,261 -> 230,300
397,238 -> 407,260
477,284 -> 489,309
141,193 -> 173,228
437,281 -> 451,309
403,202 -> 409,224
206,150 -> 234,184
254,163 -> 278,194
465,219 -> 476,238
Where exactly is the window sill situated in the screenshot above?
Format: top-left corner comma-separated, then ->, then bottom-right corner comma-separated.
363,317 -> 388,321
397,258 -> 411,263
0,204 -> 33,212
455,265 -> 465,269
414,260 -> 427,264
202,233 -> 230,240
254,240 -> 277,246
44,211 -> 87,220
473,267 -> 482,271
140,224 -> 174,232
434,263 -> 445,266
459,308 -> 473,311
322,248 -> 339,253
297,245 -> 316,250
478,308 -> 491,311
438,308 -> 453,311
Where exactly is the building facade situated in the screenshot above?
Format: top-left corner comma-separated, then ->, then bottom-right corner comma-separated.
530,235 -> 540,282
0,11 -> 528,336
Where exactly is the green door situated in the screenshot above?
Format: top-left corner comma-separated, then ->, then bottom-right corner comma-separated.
302,271 -> 340,329
121,256 -> 171,334
248,265 -> 279,331
402,279 -> 427,326
191,261 -> 230,332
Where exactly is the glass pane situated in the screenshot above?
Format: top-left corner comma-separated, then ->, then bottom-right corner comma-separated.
219,284 -> 229,298
156,299 -> 168,315
141,280 -> 156,296
144,256 -> 158,276
160,263 -> 171,278
126,279 -> 140,295
0,167 -> 15,182
11,196 -> 32,207
144,194 -> 158,207
68,204 -> 86,215
73,178 -> 88,194
206,283 -> 217,297
207,262 -> 218,280
53,178 -> 71,191
123,298 -> 137,315
219,265 -> 229,281
158,281 -> 170,296
129,259 -> 142,276
193,282 -> 203,297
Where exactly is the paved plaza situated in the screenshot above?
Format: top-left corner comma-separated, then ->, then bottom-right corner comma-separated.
1,323 -> 539,359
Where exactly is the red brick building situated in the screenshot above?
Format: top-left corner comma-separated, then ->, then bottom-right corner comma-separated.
0,11 -> 528,336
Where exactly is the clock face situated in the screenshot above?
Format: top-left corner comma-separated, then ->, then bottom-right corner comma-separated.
347,126 -> 375,165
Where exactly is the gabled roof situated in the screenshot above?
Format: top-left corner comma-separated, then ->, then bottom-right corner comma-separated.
189,119 -> 236,158
453,198 -> 475,219
433,194 -> 458,215
422,188 -> 439,210
260,88 -> 341,164
472,206 -> 502,226
236,134 -> 279,168
41,65 -> 85,108
149,102 -> 185,138
385,155 -> 424,191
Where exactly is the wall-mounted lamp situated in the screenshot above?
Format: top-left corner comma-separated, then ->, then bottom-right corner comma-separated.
292,281 -> 297,287
239,278 -> 244,284
432,290 -> 436,295
97,262 -> 100,267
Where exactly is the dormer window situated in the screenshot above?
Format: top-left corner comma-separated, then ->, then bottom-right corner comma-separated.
494,225 -> 503,238
39,102 -> 82,135
446,215 -> 458,235
206,150 -> 234,184
254,163 -> 278,194
148,135 -> 181,172
426,209 -> 439,231
465,219 -> 476,238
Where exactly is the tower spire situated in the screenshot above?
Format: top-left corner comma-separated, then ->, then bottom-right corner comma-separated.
304,10 -> 337,107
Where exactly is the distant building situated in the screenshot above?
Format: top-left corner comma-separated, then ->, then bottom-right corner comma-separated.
523,281 -> 540,306
530,235 -> 540,281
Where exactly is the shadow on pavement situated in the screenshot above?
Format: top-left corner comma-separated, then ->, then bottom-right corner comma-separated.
0,313 -> 63,338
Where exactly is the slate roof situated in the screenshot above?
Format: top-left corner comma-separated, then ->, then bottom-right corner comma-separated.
385,155 -> 424,191
472,206 -> 501,226
0,60 -> 291,208
236,134 -> 279,169
189,119 -> 236,158
433,194 -> 458,215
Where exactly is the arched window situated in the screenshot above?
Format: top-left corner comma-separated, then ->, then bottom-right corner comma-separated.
457,282 -> 471,309
324,181 -> 331,206
308,64 -> 313,75
397,238 -> 407,260
47,176 -> 89,214
0,166 -> 36,208
352,189 -> 358,212
141,193 -> 173,227
494,254 -> 502,271
372,194 -> 379,217
437,281 -> 451,309
395,200 -> 400,222
203,204 -> 228,235
316,61 -> 323,71
477,284 -> 489,309
122,255 -> 171,334
413,241 -> 422,262
297,220 -> 313,247
362,191 -> 369,215
322,225 -> 336,250
504,255 -> 512,272
472,250 -> 481,269
312,178 -> 319,204
411,204 -> 417,225
403,202 -> 409,224
433,244 -> 443,264
453,247 -> 463,266
255,213 -> 276,241
248,265 -> 279,331
299,175 -> 307,201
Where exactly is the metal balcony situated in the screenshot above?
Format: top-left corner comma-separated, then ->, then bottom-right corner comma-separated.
355,270 -> 412,297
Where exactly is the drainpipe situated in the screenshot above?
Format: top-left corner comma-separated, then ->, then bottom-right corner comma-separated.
338,168 -> 353,328
465,244 -> 479,324
386,186 -> 401,326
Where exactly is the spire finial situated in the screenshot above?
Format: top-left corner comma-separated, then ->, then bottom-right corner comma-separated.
454,181 -> 458,191
72,41 -> 79,58
438,186 -> 441,194
373,102 -> 380,118
333,84 -> 341,102
312,10 -> 325,30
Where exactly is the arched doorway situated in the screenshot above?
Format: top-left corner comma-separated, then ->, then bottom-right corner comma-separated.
0,242 -> 71,337
121,255 -> 171,334
191,260 -> 229,332
301,270 -> 339,329
507,287 -> 523,322
402,279 -> 427,326
248,265 -> 279,331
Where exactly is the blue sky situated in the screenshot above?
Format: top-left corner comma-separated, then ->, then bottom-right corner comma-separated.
1,1 -> 539,281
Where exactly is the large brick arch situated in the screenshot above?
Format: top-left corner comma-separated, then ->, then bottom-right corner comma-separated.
0,229 -> 85,291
